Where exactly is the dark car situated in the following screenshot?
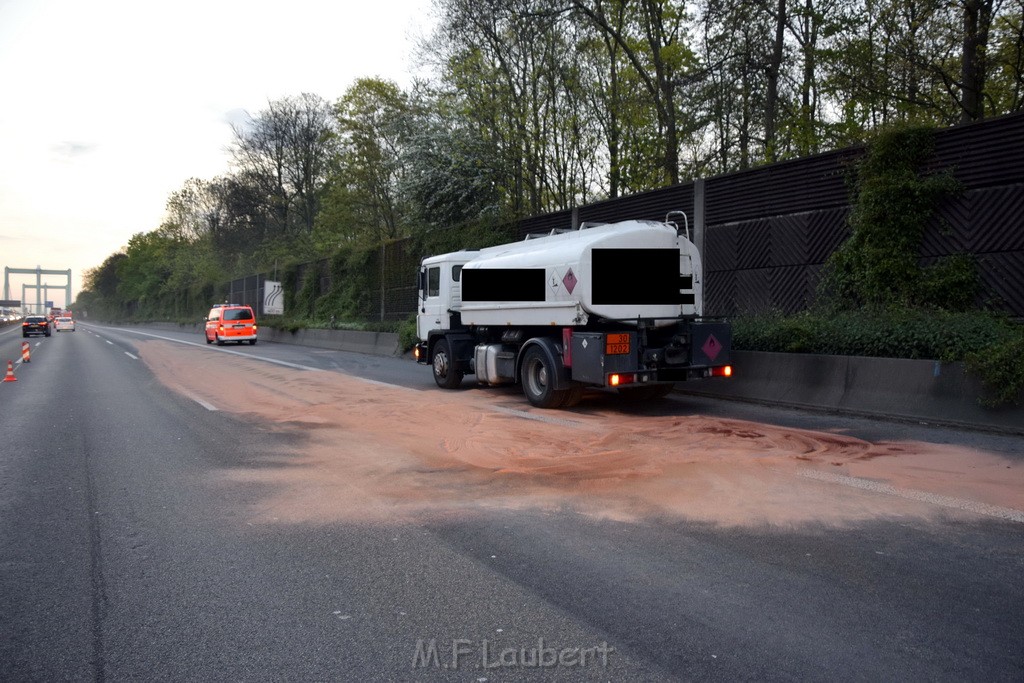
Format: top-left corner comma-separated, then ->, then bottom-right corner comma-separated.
22,315 -> 50,337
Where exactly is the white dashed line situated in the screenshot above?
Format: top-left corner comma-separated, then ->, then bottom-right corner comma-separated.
796,468 -> 1024,524
125,352 -> 138,360
89,326 -> 409,389
489,404 -> 585,428
183,393 -> 218,411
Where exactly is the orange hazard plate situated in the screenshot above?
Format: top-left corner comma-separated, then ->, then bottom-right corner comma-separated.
606,333 -> 630,355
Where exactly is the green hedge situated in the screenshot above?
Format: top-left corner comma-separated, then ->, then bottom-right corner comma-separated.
734,308 -> 1024,405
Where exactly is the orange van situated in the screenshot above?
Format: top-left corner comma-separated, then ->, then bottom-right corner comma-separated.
205,304 -> 258,345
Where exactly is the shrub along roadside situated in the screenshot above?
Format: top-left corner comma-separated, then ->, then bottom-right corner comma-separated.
733,308 -> 1024,406
736,123 -> 1024,407
818,124 -> 974,310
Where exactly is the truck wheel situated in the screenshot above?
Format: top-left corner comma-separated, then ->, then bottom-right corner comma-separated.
562,384 -> 584,408
520,346 -> 568,409
432,339 -> 463,389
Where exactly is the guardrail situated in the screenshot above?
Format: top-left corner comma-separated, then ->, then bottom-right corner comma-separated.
679,350 -> 1024,434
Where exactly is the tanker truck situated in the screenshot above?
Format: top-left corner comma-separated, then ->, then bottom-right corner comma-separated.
413,213 -> 732,408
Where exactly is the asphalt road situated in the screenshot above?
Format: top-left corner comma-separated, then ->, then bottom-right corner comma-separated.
1,322 -> 1021,681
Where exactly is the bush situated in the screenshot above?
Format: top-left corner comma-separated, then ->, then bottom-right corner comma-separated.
266,317 -> 404,334
965,337 -> 1024,407
819,125 -> 966,309
397,316 -> 418,352
734,307 -> 1024,406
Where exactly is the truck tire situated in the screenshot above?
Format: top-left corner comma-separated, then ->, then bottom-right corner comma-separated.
562,384 -> 584,408
520,346 -> 569,409
432,338 -> 463,389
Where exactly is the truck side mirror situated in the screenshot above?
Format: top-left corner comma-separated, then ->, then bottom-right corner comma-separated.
418,269 -> 426,312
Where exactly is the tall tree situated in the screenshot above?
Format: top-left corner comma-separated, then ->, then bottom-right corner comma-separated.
573,2 -> 664,194
322,78 -> 413,243
163,178 -> 228,242
403,86 -> 504,227
572,0 -> 695,184
230,94 -> 334,240
959,0 -> 997,120
987,0 -> 1024,110
695,0 -> 781,169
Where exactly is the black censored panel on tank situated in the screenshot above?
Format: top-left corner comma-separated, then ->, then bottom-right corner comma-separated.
462,268 -> 547,302
592,248 -> 691,305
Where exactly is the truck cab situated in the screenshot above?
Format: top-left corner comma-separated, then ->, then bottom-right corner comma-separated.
416,251 -> 476,342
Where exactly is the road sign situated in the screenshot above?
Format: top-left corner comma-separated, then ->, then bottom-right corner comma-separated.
263,281 -> 284,315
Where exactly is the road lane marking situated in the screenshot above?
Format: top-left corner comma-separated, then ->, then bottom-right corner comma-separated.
490,405 -> 585,428
125,352 -> 138,360
186,394 -> 218,411
86,326 -> 410,389
105,340 -> 113,345
796,468 -> 1024,524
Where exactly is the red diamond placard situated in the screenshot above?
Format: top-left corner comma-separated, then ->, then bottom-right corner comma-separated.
562,268 -> 578,295
702,334 -> 722,362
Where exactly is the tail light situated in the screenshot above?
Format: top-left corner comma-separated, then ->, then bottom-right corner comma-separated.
608,373 -> 636,386
711,365 -> 733,377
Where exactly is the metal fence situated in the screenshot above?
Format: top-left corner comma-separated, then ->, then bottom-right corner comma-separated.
224,273 -> 265,310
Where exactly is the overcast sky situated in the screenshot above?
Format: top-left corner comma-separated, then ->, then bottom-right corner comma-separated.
0,0 -> 433,308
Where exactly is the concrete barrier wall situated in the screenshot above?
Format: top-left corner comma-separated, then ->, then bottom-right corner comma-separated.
115,321 -> 401,357
258,327 -> 400,356
680,350 -> 1024,434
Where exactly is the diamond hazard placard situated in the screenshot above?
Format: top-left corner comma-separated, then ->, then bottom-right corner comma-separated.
702,334 -> 722,362
562,268 -> 578,294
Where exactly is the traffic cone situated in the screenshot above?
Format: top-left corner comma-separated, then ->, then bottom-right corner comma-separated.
3,360 -> 16,382
21,342 -> 30,363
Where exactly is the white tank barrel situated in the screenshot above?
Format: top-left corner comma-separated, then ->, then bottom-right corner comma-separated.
452,219 -> 702,327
